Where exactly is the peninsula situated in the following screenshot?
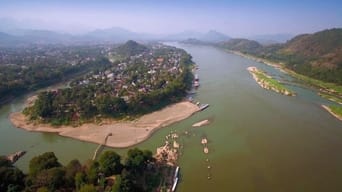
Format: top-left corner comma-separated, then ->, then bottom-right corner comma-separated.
10,41 -> 200,147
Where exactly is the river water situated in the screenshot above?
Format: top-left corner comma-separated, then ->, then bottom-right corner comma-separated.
1,43 -> 342,191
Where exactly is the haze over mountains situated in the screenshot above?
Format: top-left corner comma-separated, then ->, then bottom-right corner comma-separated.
0,24 -> 292,46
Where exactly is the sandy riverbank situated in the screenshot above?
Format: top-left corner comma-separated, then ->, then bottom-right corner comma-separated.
10,101 -> 200,148
321,105 -> 342,121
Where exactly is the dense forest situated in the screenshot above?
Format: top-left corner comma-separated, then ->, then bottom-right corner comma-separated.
23,42 -> 194,125
219,28 -> 342,84
0,148 -> 172,192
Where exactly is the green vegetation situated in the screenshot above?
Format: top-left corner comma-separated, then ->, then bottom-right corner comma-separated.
249,67 -> 295,96
218,29 -> 342,101
23,42 -> 194,126
115,40 -> 149,57
1,148 -> 172,192
219,28 -> 342,86
329,105 -> 342,118
219,38 -> 263,55
0,156 -> 25,191
319,93 -> 342,104
0,44 -> 116,106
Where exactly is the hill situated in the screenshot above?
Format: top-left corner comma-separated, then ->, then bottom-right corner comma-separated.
270,28 -> 342,84
115,40 -> 149,57
219,29 -> 342,84
219,38 -> 263,55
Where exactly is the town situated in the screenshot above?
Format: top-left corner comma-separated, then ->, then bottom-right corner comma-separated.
22,41 -> 194,125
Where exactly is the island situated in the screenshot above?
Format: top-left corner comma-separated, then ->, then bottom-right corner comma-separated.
10,41 -> 201,147
247,66 -> 295,96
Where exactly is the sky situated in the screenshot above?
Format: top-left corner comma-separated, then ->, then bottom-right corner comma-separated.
0,0 -> 341,37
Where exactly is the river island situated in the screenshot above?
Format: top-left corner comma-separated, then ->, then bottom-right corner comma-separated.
247,66 -> 295,96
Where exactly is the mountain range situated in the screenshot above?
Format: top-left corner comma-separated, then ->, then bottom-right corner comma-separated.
0,27 -> 232,46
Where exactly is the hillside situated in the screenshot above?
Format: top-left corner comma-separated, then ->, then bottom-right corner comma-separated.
219,38 -> 263,55
219,29 -> 342,84
271,28 -> 342,84
115,40 -> 149,57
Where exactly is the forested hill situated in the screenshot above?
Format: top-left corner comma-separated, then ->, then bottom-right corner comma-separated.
218,38 -> 263,55
115,40 -> 149,57
219,28 -> 342,84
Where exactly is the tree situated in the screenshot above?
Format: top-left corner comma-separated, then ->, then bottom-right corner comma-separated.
125,148 -> 153,173
33,167 -> 66,191
79,184 -> 97,192
98,151 -> 123,176
0,156 -> 25,191
84,160 -> 100,184
75,172 -> 86,191
111,175 -> 121,192
65,159 -> 83,187
29,152 -> 61,177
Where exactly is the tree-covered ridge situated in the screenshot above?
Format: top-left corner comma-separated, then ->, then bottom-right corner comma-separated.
24,42 -> 194,125
218,38 -> 263,55
1,148 -> 169,192
219,28 -> 342,84
115,40 -> 149,57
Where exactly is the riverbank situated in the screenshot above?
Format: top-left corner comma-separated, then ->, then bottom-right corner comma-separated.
10,101 -> 200,148
247,66 -> 295,96
228,50 -> 342,99
321,105 -> 342,121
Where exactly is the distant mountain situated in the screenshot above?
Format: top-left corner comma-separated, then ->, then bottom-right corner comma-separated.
164,31 -> 203,41
181,38 -> 212,45
218,38 -> 263,54
165,30 -> 230,42
116,40 -> 149,57
18,29 -> 74,43
201,30 -> 231,42
85,27 -> 140,42
0,26 -> 231,45
0,32 -> 26,46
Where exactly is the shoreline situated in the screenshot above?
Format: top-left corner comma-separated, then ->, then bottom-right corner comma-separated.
10,101 -> 200,148
321,105 -> 342,121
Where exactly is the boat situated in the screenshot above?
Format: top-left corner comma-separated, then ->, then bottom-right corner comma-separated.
194,81 -> 200,87
171,177 -> 179,192
171,166 -> 180,192
195,74 -> 199,80
6,151 -> 26,163
174,166 -> 180,179
199,104 -> 209,111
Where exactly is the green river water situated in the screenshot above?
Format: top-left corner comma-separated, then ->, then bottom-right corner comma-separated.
1,43 -> 342,191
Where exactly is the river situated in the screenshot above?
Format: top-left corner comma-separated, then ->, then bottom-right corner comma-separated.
1,43 -> 342,191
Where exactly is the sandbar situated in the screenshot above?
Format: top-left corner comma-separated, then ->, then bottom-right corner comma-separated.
10,101 -> 200,148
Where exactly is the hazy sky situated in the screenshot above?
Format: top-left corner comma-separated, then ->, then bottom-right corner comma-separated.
0,0 -> 341,36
